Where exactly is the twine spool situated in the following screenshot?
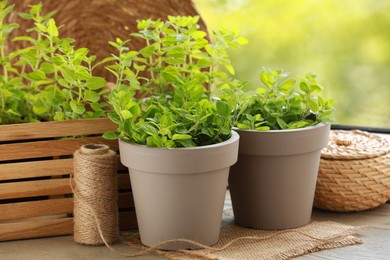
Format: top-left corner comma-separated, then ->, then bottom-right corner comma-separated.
73,144 -> 119,245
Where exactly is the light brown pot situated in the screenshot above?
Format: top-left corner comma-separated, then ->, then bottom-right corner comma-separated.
229,124 -> 330,229
119,131 -> 239,250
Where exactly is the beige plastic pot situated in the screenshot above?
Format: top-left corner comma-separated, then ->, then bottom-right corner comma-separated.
229,124 -> 330,229
119,131 -> 239,250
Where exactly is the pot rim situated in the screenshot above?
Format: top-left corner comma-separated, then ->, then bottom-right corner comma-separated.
233,122 -> 329,134
119,130 -> 240,173
235,123 -> 330,156
119,130 -> 239,151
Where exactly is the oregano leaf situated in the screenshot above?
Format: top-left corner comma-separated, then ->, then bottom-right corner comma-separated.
84,90 -> 100,102
70,100 -> 85,114
47,18 -> 58,37
86,76 -> 107,90
103,131 -> 118,140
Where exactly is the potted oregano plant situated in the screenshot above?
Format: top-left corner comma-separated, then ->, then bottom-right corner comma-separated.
103,16 -> 246,249
222,67 -> 334,229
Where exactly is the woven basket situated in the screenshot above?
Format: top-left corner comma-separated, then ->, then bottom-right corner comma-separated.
314,130 -> 390,212
6,0 -> 207,80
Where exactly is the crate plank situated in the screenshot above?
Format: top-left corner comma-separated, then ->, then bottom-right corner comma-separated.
1,194 -> 134,222
0,178 -> 71,200
0,118 -> 116,141
0,156 -> 124,181
0,198 -> 73,221
1,176 -> 130,200
117,173 -> 131,189
1,176 -> 131,218
0,210 -> 137,242
118,192 -> 134,209
0,218 -> 73,241
119,211 -> 138,230
0,137 -> 118,161
0,159 -> 73,181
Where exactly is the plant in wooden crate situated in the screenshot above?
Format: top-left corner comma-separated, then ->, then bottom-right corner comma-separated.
0,2 -> 108,124
0,1 -> 135,241
221,67 -> 335,229
104,16 -> 247,249
6,0 -> 208,81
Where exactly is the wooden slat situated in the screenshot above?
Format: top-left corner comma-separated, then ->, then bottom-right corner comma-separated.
0,178 -> 71,200
0,156 -> 125,181
0,118 -> 116,141
117,173 -> 131,189
0,159 -> 73,181
1,193 -> 134,222
0,198 -> 73,221
0,137 -> 118,161
0,210 -> 136,241
118,192 -> 134,209
0,218 -> 73,241
119,211 -> 138,230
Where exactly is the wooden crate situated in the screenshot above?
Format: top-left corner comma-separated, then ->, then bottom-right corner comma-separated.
0,118 -> 137,242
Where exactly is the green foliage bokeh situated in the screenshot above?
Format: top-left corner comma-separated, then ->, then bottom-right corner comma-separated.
195,0 -> 390,128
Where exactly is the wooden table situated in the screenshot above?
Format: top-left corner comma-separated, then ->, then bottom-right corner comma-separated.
224,193 -> 390,260
1,198 -> 389,260
298,202 -> 390,259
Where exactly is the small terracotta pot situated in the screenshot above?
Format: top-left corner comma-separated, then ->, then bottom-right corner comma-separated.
229,124 -> 330,229
119,131 -> 239,250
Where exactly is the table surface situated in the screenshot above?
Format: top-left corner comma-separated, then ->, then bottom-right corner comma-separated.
1,198 -> 389,260
1,134 -> 389,260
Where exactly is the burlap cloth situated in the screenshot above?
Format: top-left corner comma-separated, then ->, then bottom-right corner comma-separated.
122,209 -> 363,260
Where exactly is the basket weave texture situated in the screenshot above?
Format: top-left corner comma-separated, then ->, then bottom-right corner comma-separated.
6,0 -> 207,80
314,130 -> 390,212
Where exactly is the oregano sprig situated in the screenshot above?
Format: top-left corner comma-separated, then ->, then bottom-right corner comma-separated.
223,67 -> 335,130
0,0 -> 23,124
0,0 -> 108,124
104,16 -> 247,147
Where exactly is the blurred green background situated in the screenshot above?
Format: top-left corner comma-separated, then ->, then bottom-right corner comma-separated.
194,0 -> 390,128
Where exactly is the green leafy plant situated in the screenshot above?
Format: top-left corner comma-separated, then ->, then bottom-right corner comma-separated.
0,1 -> 21,124
222,67 -> 334,130
0,0 -> 108,124
103,16 -> 247,147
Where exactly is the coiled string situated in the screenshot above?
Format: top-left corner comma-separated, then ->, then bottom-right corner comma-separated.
72,144 -> 119,245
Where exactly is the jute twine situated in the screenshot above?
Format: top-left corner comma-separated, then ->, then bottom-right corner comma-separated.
72,143 -> 119,246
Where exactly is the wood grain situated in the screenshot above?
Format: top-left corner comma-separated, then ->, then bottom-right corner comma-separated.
0,158 -> 73,181
0,118 -> 116,141
0,211 -> 138,242
117,173 -> 131,189
0,136 -> 118,161
0,218 -> 73,241
118,192 -> 135,209
0,156 -> 125,181
1,192 -> 135,222
0,198 -> 73,221
119,211 -> 138,230
0,178 -> 71,200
